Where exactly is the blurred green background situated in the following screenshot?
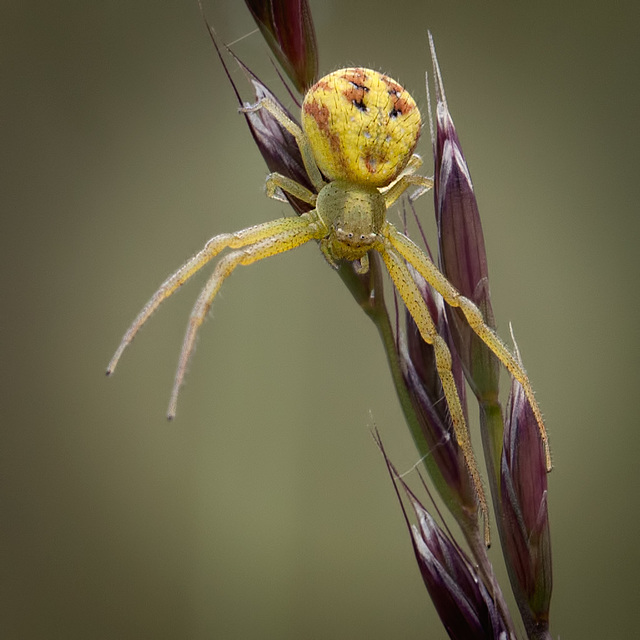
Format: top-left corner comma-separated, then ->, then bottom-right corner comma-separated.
2,1 -> 639,638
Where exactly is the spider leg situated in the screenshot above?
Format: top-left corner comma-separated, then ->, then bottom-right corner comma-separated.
384,223 -> 552,472
242,99 -> 326,192
167,213 -> 326,419
377,239 -> 490,546
107,213 -> 323,376
379,154 -> 433,208
380,152 -> 424,188
265,172 -> 317,206
383,174 -> 434,208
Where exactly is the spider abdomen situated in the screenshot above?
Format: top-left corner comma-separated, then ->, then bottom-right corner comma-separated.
301,68 -> 421,188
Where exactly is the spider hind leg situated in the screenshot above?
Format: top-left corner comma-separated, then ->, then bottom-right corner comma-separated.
385,223 -> 552,472
377,237 -> 491,546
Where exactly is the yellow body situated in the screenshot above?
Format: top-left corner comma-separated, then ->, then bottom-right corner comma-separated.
301,68 -> 421,187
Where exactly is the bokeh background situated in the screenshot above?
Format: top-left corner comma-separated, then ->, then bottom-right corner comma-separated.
3,1 -> 639,638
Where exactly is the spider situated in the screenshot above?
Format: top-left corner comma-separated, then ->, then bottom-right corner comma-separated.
107,67 -> 551,542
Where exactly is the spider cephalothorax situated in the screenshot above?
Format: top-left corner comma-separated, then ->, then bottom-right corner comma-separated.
108,67 -> 551,545
315,180 -> 385,270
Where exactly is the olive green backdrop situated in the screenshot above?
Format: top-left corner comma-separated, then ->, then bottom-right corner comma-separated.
2,1 -> 639,638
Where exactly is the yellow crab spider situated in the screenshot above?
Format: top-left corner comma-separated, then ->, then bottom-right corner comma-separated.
107,67 -> 551,544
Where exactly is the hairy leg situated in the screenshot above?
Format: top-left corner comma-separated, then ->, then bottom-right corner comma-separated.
108,212 -> 322,376
167,214 -> 326,418
385,222 -> 552,471
264,172 -> 318,206
378,239 -> 490,546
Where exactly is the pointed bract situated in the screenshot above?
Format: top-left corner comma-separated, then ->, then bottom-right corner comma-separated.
245,0 -> 318,93
501,377 -> 552,634
375,435 -> 512,639
429,34 -> 500,399
406,487 -> 511,639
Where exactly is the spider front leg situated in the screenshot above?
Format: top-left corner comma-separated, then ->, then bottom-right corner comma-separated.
241,99 -> 325,193
107,213 -> 324,379
264,172 -> 317,206
377,239 -> 491,546
385,223 -> 552,472
167,211 -> 326,419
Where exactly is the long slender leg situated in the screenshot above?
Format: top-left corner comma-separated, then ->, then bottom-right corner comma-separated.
378,241 -> 490,546
107,212 -> 322,375
167,216 -> 326,419
385,223 -> 552,472
242,98 -> 326,192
